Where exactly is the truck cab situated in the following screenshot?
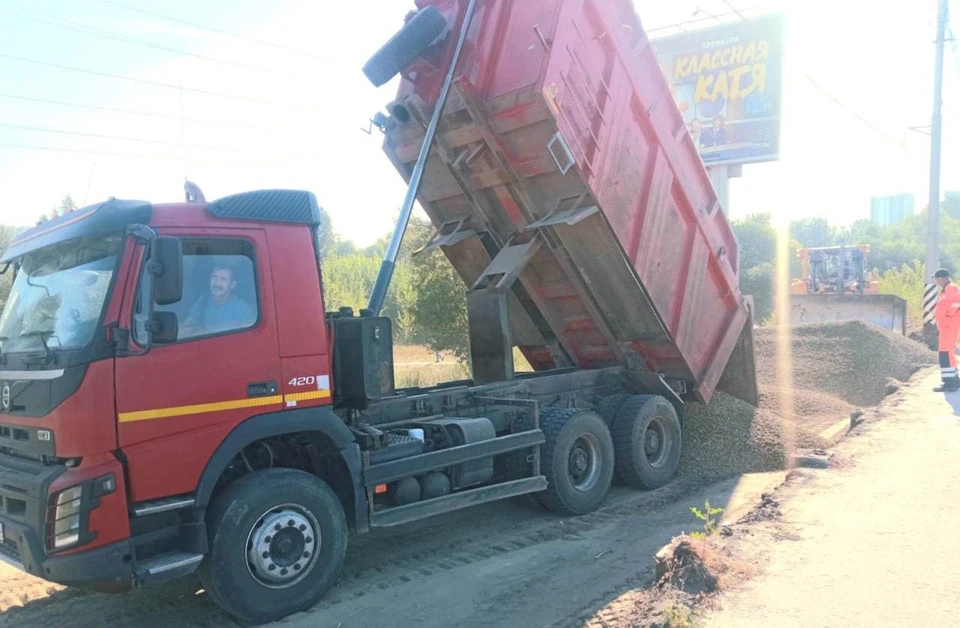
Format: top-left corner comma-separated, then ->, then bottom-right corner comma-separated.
0,192 -> 366,611
0,190 -> 635,623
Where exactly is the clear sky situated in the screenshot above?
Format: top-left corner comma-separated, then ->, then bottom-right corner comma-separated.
0,0 -> 958,244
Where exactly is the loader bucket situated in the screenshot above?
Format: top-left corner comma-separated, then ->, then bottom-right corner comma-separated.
717,297 -> 759,407
789,294 -> 908,335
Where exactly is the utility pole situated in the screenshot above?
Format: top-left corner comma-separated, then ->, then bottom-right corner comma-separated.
924,0 -> 949,332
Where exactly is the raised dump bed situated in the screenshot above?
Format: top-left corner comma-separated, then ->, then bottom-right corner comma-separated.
379,0 -> 756,404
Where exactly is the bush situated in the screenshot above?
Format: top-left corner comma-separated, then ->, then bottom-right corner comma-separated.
739,262 -> 774,323
877,262 -> 925,328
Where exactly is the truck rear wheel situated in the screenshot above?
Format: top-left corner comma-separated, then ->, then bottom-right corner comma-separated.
595,393 -> 630,427
612,395 -> 682,489
537,408 -> 614,515
198,468 -> 347,624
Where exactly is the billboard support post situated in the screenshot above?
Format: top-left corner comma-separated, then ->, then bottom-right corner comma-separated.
709,166 -> 731,214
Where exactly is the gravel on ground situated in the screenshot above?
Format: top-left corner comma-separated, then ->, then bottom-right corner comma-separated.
680,322 -> 935,479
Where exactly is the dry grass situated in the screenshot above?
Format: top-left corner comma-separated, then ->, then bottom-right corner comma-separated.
391,345 -> 532,388
392,345 -> 459,364
395,362 -> 471,388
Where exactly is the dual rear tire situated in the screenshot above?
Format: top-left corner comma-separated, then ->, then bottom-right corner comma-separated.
536,395 -> 682,516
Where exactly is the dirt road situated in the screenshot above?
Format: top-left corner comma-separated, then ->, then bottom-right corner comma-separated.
705,368 -> 960,626
1,475 -> 760,627
0,345 -> 931,627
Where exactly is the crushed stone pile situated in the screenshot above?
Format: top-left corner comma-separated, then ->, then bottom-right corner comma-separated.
754,321 -> 935,407
758,387 -> 855,433
679,392 -> 818,479
679,321 -> 935,479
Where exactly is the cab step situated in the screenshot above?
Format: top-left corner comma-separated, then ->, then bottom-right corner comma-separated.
136,551 -> 203,585
131,495 -> 196,516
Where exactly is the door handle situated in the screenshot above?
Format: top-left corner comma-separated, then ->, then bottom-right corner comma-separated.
247,381 -> 279,398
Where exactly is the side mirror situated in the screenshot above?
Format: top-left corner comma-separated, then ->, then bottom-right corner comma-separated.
153,236 -> 183,306
151,311 -> 179,344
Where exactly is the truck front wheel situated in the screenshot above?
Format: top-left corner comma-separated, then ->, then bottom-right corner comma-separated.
198,468 -> 348,624
537,408 -> 614,515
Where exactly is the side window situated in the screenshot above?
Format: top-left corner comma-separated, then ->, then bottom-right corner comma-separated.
138,238 -> 259,344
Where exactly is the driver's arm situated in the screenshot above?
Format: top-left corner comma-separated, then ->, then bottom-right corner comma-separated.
181,298 -> 204,336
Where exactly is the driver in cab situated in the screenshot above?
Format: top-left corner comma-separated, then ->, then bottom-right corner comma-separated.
183,264 -> 255,336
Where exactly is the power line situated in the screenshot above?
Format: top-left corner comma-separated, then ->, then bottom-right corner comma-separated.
0,121 -> 322,159
0,141 -> 315,166
6,7 -> 331,83
0,52 -> 345,115
716,0 -> 907,147
0,92 -> 304,133
103,0 -> 331,61
797,71 -> 906,146
646,7 -> 758,35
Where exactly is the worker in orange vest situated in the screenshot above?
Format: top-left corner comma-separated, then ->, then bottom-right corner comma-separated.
933,268 -> 960,392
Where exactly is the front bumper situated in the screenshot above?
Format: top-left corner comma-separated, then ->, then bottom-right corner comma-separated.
0,516 -> 134,588
0,451 -> 134,589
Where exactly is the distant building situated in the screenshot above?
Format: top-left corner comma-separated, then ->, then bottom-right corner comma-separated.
870,193 -> 915,226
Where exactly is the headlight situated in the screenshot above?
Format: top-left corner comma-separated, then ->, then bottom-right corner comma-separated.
51,486 -> 83,549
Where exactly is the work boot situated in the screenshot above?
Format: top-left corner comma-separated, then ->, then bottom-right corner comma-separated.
934,381 -> 960,393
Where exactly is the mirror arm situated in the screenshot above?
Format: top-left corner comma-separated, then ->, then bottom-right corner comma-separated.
123,224 -> 159,355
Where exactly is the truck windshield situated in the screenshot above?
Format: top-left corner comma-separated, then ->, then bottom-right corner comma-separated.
0,232 -> 124,354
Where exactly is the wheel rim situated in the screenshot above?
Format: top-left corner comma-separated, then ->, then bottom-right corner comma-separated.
246,504 -> 321,589
567,433 -> 602,492
644,417 -> 671,468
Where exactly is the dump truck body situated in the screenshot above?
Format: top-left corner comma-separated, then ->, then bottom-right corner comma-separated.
383,0 -> 755,403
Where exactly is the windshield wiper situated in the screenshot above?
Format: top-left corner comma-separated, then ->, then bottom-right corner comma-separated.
0,331 -> 57,365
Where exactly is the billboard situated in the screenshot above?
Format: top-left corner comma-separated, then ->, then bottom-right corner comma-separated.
653,15 -> 783,166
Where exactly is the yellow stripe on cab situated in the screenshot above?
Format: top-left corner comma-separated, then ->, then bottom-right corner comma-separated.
118,390 -> 332,423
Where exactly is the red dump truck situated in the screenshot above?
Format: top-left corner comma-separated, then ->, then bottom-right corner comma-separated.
0,0 -> 756,623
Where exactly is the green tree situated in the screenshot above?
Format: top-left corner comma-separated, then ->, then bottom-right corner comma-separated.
410,243 -> 469,358
0,226 -> 15,310
740,262 -> 774,323
317,214 -> 468,352
316,205 -> 334,262
790,217 -> 836,248
321,253 -> 381,313
731,214 -> 780,323
53,194 -> 78,217
878,262 -> 925,327
332,237 -> 357,257
944,192 -> 960,220
732,213 -> 776,270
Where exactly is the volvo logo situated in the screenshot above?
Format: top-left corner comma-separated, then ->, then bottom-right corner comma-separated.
1,384 -> 9,412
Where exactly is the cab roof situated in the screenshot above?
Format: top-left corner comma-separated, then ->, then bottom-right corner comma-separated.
2,189 -> 320,263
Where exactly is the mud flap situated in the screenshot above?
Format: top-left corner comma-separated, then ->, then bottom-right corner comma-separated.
716,298 -> 759,407
789,294 -> 908,335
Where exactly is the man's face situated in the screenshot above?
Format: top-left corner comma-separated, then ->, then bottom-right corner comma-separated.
210,267 -> 236,299
937,276 -> 950,288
